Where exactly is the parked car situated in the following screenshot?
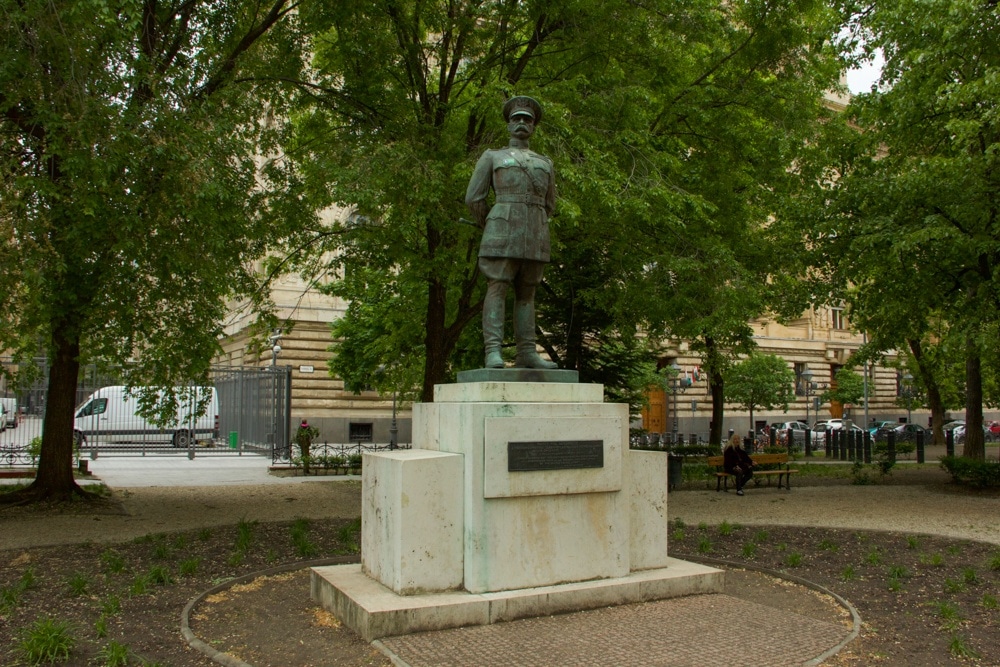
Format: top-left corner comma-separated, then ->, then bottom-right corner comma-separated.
73,385 -> 219,448
946,421 -> 991,444
868,420 -> 896,436
0,397 -> 16,429
811,419 -> 864,445
874,423 -> 929,444
988,421 -> 1000,442
770,421 -> 810,447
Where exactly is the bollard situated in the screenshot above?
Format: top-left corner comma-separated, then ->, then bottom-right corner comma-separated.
946,429 -> 954,457
916,430 -> 925,464
786,428 -> 794,455
887,430 -> 896,464
770,428 -> 777,449
805,428 -> 812,457
847,430 -> 856,460
825,429 -> 832,458
830,430 -> 837,459
863,431 -> 872,464
839,430 -> 848,461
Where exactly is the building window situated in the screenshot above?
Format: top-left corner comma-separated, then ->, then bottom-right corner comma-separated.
349,422 -> 373,442
831,307 -> 846,330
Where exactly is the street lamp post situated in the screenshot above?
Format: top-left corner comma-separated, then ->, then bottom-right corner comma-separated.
902,372 -> 914,425
669,362 -> 692,445
377,364 -> 399,450
389,389 -> 398,450
802,368 -> 814,426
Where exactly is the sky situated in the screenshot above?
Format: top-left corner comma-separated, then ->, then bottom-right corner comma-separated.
845,50 -> 885,95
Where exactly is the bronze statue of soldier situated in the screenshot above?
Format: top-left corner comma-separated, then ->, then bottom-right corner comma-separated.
465,96 -> 558,370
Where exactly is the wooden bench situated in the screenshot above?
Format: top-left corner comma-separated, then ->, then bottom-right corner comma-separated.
707,453 -> 798,492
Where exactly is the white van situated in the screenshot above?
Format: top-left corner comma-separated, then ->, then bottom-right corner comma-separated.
73,386 -> 218,448
0,397 -> 16,429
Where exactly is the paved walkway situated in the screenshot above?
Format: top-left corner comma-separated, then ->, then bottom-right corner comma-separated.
376,579 -> 852,667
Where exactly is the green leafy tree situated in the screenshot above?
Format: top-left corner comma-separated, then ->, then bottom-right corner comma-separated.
822,368 -> 865,416
290,0 -> 846,416
725,353 -> 796,434
0,0 -> 309,500
789,0 -> 1000,459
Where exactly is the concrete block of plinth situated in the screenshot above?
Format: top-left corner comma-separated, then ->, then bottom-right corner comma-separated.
311,558 -> 724,642
361,449 -> 464,594
626,449 -> 670,570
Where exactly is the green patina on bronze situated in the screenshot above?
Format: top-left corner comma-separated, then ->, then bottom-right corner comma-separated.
465,96 -> 559,371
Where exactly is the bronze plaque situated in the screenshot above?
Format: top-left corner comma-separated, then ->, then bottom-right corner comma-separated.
508,440 -> 604,472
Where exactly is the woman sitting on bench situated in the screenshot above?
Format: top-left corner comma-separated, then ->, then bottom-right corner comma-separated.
724,434 -> 755,496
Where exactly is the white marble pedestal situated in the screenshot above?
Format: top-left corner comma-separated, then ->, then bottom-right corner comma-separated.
312,382 -> 723,641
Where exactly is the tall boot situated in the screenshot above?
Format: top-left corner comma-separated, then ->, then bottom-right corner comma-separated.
513,299 -> 557,369
483,281 -> 507,368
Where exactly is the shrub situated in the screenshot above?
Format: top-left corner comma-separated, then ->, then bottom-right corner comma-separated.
940,456 -> 1000,488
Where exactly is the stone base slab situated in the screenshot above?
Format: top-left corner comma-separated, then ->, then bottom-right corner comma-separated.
311,558 -> 724,642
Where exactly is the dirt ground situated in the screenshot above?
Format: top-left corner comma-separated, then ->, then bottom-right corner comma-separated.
1,467 -> 999,666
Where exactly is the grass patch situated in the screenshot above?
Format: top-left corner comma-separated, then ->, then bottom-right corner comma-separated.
948,634 -> 980,660
754,530 -> 769,544
290,518 -> 319,558
741,542 -> 757,559
980,593 -> 998,609
865,548 -> 883,566
673,517 -> 685,529
128,575 -> 149,597
962,567 -> 978,585
887,564 -> 909,579
785,552 -> 803,567
98,640 -> 130,667
65,573 -> 88,597
146,565 -> 173,586
718,520 -> 734,536
697,536 -> 713,554
179,557 -> 201,577
672,528 -> 685,541
100,594 -> 121,616
17,617 -> 75,665
99,549 -> 127,575
906,535 -> 920,549
818,539 -> 839,551
94,615 -> 108,639
943,577 -> 965,594
920,553 -> 945,567
336,517 -> 362,554
841,565 -> 856,581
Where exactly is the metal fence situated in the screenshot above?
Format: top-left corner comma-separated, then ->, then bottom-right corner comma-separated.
0,358 -> 291,465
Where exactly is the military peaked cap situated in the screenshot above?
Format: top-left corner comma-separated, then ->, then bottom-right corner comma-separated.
503,96 -> 543,123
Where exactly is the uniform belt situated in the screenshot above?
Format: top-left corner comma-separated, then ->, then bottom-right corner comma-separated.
495,193 -> 546,207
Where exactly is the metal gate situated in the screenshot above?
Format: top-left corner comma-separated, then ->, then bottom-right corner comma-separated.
0,358 -> 291,464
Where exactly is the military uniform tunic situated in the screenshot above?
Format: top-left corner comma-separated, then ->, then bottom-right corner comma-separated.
465,146 -> 556,262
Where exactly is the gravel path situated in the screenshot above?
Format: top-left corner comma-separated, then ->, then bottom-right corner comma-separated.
3,465 -> 998,550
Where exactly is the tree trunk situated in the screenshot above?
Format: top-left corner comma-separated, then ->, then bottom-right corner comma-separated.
29,326 -> 86,499
963,342 -> 985,460
908,338 -> 946,445
421,275 -> 449,402
705,336 -> 725,446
